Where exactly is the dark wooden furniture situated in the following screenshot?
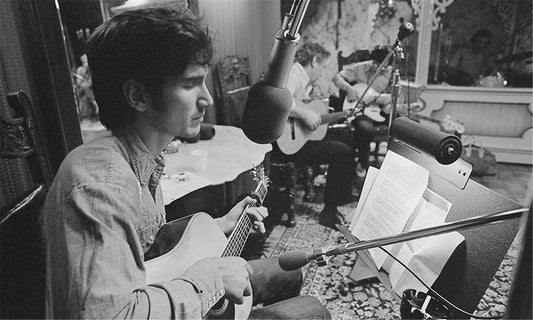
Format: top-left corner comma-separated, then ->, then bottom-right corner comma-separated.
1,91 -> 52,319
213,55 -> 251,127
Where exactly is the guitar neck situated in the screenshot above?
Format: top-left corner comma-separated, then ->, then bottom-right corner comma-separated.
320,110 -> 351,125
222,180 -> 268,257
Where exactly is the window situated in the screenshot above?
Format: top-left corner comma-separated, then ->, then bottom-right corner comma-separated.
413,0 -> 532,88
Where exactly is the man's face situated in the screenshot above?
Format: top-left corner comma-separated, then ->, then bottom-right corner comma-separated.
146,64 -> 213,139
308,58 -> 327,83
472,37 -> 490,53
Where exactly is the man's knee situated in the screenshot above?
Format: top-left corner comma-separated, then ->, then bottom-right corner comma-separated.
248,295 -> 331,320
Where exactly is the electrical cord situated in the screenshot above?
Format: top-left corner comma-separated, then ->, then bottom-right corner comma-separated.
379,246 -> 503,319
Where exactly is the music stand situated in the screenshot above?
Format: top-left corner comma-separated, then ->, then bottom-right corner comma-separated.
345,118 -> 523,318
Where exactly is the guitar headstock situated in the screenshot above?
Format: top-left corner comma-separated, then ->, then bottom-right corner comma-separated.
250,164 -> 270,204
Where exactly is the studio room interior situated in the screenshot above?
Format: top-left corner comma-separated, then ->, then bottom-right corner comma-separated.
1,0 -> 531,319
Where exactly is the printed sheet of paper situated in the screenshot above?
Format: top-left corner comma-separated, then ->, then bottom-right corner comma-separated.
349,166 -> 379,231
385,189 -> 465,295
351,151 -> 429,268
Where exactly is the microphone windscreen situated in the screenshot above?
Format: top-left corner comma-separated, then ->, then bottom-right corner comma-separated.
199,123 -> 216,140
241,81 -> 292,144
390,117 -> 462,165
176,123 -> 216,143
278,250 -> 310,271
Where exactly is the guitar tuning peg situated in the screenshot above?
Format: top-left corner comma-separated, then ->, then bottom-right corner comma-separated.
250,168 -> 259,181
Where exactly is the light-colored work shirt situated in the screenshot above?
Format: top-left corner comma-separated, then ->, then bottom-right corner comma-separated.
41,126 -> 224,319
338,60 -> 392,93
287,62 -> 312,101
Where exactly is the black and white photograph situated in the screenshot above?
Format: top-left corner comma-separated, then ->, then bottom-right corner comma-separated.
1,0 -> 531,319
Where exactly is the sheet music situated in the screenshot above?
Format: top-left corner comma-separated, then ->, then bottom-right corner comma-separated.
385,189 -> 464,295
350,151 -> 464,296
351,151 -> 429,268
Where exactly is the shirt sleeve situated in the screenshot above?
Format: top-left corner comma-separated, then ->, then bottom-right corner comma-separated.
286,64 -> 304,98
43,181 -> 225,319
339,61 -> 370,84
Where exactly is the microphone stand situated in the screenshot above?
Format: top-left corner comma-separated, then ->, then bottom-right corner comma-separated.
350,25 -> 410,138
288,208 -> 529,266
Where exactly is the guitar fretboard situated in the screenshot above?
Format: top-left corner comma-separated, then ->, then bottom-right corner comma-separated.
221,180 -> 268,257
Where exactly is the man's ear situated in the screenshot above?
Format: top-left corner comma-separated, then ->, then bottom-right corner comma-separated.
311,56 -> 318,68
123,80 -> 149,112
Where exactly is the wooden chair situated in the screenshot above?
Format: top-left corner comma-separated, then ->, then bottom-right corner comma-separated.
213,55 -> 251,127
336,50 -> 389,164
1,91 -> 52,319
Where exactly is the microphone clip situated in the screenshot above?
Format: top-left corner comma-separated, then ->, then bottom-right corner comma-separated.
312,248 -> 330,267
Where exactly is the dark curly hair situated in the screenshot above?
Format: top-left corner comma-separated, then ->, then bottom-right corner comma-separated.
370,45 -> 392,65
470,29 -> 492,44
86,7 -> 213,132
294,42 -> 331,67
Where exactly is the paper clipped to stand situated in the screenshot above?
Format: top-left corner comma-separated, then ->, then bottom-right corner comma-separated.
351,151 -> 429,268
350,151 -> 464,296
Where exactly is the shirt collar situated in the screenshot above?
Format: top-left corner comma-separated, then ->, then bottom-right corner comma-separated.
293,62 -> 310,87
116,126 -> 164,186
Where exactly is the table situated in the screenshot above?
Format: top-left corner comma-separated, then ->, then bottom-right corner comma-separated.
161,125 -> 271,220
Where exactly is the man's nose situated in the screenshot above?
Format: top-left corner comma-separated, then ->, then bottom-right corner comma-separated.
198,85 -> 214,110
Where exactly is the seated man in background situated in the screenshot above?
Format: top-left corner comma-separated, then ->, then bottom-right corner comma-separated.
41,7 -> 330,319
447,29 -> 496,86
274,42 -> 355,231
332,46 -> 393,178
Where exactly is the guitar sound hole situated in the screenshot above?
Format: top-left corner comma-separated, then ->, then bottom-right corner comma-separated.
210,299 -> 228,316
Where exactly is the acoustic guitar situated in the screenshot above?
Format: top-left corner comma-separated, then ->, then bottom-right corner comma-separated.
341,83 -> 392,122
144,166 -> 269,320
341,83 -> 425,123
276,99 -> 361,155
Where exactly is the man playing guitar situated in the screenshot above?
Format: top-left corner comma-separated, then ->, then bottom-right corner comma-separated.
40,8 -> 330,320
332,46 -> 394,178
274,42 -> 356,231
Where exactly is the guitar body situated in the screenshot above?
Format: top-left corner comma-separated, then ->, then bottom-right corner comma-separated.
277,100 -> 329,155
342,83 -> 389,122
144,212 -> 252,320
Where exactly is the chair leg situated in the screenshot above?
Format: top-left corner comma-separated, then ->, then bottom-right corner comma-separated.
264,163 -> 297,228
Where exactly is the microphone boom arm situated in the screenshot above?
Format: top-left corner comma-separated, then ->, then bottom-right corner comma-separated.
328,208 -> 527,257
279,208 -> 529,270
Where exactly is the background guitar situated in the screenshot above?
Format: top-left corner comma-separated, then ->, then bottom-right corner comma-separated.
342,82 -> 426,123
277,99 -> 360,155
144,166 -> 269,320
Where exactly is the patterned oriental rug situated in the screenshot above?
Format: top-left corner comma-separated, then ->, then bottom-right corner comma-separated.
244,198 -> 521,320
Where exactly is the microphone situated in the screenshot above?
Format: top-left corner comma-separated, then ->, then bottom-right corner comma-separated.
241,0 -> 310,144
397,19 -> 415,41
278,208 -> 527,271
279,249 -> 322,272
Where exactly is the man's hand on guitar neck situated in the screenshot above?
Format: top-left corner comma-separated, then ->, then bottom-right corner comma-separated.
216,196 -> 268,235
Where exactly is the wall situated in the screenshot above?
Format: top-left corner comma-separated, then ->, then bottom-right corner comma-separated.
198,0 -> 281,123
